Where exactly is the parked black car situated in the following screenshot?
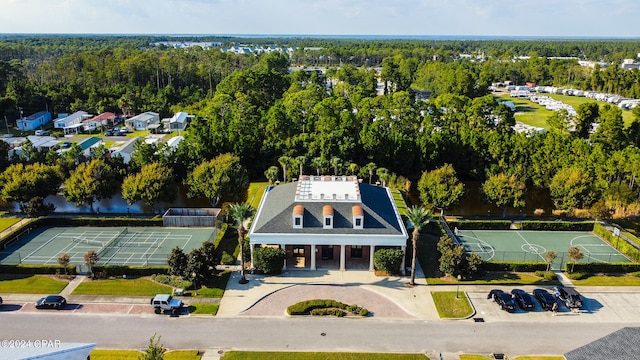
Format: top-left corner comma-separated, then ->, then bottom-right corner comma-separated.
533,288 -> 557,311
553,286 -> 583,309
511,289 -> 535,311
488,289 -> 517,312
35,295 -> 67,310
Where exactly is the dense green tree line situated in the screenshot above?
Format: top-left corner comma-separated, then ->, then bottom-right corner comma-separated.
2,36 -> 640,217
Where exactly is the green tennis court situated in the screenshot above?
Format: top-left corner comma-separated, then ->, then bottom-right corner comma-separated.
455,230 -> 630,269
0,226 -> 218,267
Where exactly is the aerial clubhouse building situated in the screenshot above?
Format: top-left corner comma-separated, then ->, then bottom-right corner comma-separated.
249,175 -> 409,272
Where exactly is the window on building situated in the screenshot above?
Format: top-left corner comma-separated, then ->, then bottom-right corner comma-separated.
294,217 -> 301,226
355,218 -> 362,227
325,218 -> 331,226
293,246 -> 305,257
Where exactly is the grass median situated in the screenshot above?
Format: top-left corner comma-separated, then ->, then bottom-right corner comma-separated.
431,291 -> 473,318
72,277 -> 172,296
0,275 -> 68,294
90,349 -> 200,360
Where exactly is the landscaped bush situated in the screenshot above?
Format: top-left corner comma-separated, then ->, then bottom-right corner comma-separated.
534,270 -> 557,281
481,261 -> 547,272
311,308 -> 345,317
252,247 -> 286,274
36,216 -> 164,227
373,248 -> 403,274
151,274 -> 192,289
0,264 -> 76,275
520,220 -> 594,231
565,272 -> 589,280
447,220 -> 511,230
287,299 -> 368,317
220,251 -> 236,265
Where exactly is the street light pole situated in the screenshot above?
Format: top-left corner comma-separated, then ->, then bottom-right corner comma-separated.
456,274 -> 461,298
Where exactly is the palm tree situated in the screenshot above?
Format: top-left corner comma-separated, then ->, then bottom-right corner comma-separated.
229,202 -> 256,284
365,162 -> 377,184
264,166 -> 279,185
278,155 -> 291,183
330,156 -> 342,176
311,157 -> 325,176
295,155 -> 307,178
348,162 -> 359,176
406,206 -> 432,286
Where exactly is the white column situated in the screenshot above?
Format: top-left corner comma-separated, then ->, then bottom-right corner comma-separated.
281,244 -> 287,271
401,246 -> 406,275
310,244 -> 317,270
369,245 -> 375,271
340,245 -> 346,271
250,243 -> 254,269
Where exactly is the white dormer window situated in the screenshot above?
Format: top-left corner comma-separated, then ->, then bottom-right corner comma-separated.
352,205 -> 364,229
293,205 -> 304,229
323,205 -> 334,229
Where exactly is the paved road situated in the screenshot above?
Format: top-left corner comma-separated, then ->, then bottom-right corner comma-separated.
0,312 -> 630,356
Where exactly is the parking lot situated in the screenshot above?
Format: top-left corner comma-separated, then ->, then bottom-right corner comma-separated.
0,301 -> 159,315
469,289 -> 640,322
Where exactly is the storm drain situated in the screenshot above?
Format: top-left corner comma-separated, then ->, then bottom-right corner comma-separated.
473,317 -> 485,322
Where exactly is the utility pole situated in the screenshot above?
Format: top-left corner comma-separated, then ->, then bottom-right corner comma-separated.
4,115 -> 9,135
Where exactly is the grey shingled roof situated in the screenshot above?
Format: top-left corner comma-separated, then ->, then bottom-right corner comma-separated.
252,182 -> 404,235
565,327 -> 640,360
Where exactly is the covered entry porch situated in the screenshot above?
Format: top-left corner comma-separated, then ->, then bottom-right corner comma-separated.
252,243 -> 405,272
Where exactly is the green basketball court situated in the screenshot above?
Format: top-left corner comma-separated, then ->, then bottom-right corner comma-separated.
455,229 -> 630,269
0,226 -> 218,267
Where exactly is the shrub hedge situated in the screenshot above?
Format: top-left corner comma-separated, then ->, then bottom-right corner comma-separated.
593,223 -> 640,262
446,220 -> 511,230
519,220 -> 594,231
480,261 -> 547,272
287,299 -> 368,317
567,262 -> 640,273
0,264 -> 76,275
36,216 -> 163,227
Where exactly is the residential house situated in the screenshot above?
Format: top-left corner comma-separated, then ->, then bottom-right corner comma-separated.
249,175 -> 408,272
82,112 -> 117,132
109,137 -> 140,164
16,111 -> 52,131
161,112 -> 191,132
76,137 -> 103,157
53,111 -> 91,134
125,112 -> 159,131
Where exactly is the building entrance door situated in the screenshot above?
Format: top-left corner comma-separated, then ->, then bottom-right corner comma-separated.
351,245 -> 363,258
322,245 -> 334,260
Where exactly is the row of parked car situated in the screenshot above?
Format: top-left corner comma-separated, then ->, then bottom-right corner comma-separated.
488,286 -> 583,313
104,127 -> 129,136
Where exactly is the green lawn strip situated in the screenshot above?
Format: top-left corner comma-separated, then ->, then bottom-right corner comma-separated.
192,271 -> 231,298
221,352 -> 428,360
248,181 -> 269,209
0,275 -> 68,294
72,278 -> 172,296
570,273 -> 640,286
431,291 -> 473,318
459,355 -> 492,360
0,217 -> 21,233
188,303 -> 219,315
90,350 -> 200,360
392,189 -> 408,216
428,272 -> 559,286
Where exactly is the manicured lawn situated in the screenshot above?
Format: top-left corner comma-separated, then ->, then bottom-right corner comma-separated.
0,275 -> 68,294
428,272 -> 560,286
72,278 -> 172,296
431,291 -> 473,318
570,273 -> 640,286
90,350 -> 200,360
0,217 -> 22,232
248,181 -> 270,209
192,271 -> 231,298
221,352 -> 428,360
495,94 -> 553,128
459,356 -> 491,360
188,303 -> 219,315
392,189 -> 408,216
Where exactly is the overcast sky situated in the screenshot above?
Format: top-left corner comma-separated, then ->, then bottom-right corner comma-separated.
1,0 -> 638,38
